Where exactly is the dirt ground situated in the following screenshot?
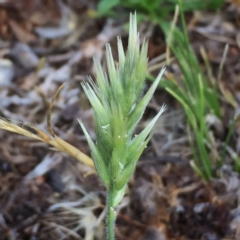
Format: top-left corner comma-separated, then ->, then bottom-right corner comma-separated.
0,0 -> 240,239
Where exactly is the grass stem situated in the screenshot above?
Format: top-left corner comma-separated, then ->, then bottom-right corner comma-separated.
107,187 -> 116,240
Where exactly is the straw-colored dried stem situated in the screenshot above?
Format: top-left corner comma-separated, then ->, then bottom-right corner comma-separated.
0,83 -> 94,168
47,83 -> 65,137
0,118 -> 94,168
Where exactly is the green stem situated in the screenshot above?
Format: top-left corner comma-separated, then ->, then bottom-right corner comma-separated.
107,187 -> 116,240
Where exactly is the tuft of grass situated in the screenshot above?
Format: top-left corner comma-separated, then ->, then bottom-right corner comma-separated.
156,1 -> 239,181
158,3 -> 222,181
79,13 -> 165,239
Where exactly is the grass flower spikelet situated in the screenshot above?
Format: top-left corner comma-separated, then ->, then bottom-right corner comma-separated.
79,12 -> 165,195
79,13 -> 165,239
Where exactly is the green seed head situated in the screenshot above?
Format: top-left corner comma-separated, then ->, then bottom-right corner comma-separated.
79,13 -> 165,196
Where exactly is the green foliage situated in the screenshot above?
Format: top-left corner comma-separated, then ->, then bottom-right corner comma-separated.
79,13 -> 165,239
158,3 -> 222,181
97,0 -> 224,19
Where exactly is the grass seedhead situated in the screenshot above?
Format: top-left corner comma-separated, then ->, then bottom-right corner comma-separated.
79,12 -> 165,239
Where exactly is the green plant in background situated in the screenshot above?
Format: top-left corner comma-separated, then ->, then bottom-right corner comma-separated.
79,13 -> 165,239
97,0 -> 224,20
159,3 -> 222,181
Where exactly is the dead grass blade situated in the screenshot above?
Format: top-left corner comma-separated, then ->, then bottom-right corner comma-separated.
0,84 -> 94,168
47,83 -> 65,137
0,118 -> 94,168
